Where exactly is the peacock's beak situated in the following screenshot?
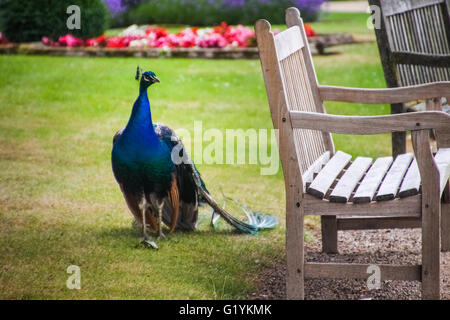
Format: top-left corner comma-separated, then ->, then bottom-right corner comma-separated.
152,76 -> 160,83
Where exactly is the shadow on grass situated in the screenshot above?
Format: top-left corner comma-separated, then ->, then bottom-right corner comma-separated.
98,224 -> 248,242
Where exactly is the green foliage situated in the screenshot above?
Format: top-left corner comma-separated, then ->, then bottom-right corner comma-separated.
0,0 -> 109,42
117,0 -> 321,28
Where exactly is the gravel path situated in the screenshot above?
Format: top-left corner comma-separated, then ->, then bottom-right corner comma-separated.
321,1 -> 369,13
250,228 -> 450,300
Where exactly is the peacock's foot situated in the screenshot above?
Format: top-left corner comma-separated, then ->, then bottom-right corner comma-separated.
157,231 -> 166,240
140,237 -> 159,249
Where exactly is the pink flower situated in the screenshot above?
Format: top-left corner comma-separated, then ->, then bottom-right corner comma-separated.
0,32 -> 10,45
58,34 -> 83,47
198,33 -> 227,48
222,24 -> 254,48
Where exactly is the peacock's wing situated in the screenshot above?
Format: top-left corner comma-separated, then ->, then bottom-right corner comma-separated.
112,129 -> 161,232
113,128 -> 124,145
154,123 -> 200,230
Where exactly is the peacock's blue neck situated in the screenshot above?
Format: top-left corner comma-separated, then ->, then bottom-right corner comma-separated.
126,85 -> 156,136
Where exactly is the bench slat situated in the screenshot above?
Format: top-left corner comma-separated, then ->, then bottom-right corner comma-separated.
353,156 -> 393,203
435,148 -> 450,196
329,157 -> 373,203
376,153 -> 414,201
399,158 -> 421,198
302,151 -> 330,191
274,26 -> 304,61
307,150 -> 352,199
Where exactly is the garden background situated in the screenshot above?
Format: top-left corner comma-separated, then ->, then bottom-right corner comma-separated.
0,0 -> 392,299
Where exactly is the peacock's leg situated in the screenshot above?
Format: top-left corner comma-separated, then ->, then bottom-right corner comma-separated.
138,196 -> 148,240
138,196 -> 159,249
157,200 -> 165,239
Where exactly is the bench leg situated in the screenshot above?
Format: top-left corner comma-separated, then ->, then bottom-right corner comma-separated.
321,216 -> 338,253
442,201 -> 450,252
413,129 -> 440,299
286,202 -> 304,299
421,195 -> 441,299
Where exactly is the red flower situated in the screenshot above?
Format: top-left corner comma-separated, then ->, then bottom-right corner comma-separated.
86,35 -> 107,47
106,36 -> 129,48
146,27 -> 168,38
304,24 -> 316,37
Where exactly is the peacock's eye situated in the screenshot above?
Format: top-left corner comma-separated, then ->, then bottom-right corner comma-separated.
144,74 -> 150,80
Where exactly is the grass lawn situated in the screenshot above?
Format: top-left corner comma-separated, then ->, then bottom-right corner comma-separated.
0,12 -> 391,299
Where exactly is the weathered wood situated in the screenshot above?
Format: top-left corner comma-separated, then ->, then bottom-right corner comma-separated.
376,153 -> 414,201
257,6 -> 447,300
318,82 -> 450,104
353,156 -> 393,203
321,216 -> 338,253
399,158 -> 421,197
274,26 -> 304,60
305,263 -> 422,281
337,216 -> 421,230
307,151 -> 352,199
304,194 -> 421,217
280,50 -> 328,173
370,0 -> 450,158
285,5 -> 339,259
391,51 -> 450,67
412,129 -> 441,299
255,18 -> 305,300
285,7 -> 335,155
435,148 -> 450,196
442,201 -> 450,251
437,129 -> 450,148
302,151 -> 330,190
399,148 -> 450,198
330,157 -> 373,203
290,111 -> 450,135
369,0 -> 406,157
381,0 -> 444,16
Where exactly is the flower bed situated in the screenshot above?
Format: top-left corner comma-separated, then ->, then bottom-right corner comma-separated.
40,22 -> 316,49
0,23 -> 368,59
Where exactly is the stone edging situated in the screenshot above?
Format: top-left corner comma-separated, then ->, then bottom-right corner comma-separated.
0,34 -> 372,59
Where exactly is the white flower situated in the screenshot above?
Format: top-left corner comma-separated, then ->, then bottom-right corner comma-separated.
120,24 -> 146,37
129,39 -> 148,48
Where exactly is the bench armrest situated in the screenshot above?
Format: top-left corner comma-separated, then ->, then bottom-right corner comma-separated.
318,82 -> 450,104
289,111 -> 450,135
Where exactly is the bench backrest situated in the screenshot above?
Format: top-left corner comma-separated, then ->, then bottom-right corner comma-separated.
370,0 -> 450,86
256,8 -> 334,180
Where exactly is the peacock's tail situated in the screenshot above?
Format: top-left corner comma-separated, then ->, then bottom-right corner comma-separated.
192,171 -> 278,235
175,145 -> 277,234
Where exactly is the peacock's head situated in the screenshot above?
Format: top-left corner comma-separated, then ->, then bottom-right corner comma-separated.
136,68 -> 160,90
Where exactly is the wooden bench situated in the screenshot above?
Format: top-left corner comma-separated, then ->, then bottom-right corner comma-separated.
369,0 -> 450,157
255,7 -> 450,300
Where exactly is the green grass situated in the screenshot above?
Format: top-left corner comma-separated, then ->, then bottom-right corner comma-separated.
0,12 -> 391,299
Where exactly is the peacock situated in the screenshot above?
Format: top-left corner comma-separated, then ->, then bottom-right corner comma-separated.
111,68 -> 277,248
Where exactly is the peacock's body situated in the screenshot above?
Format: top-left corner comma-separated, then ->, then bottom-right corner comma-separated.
111,69 -> 277,246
